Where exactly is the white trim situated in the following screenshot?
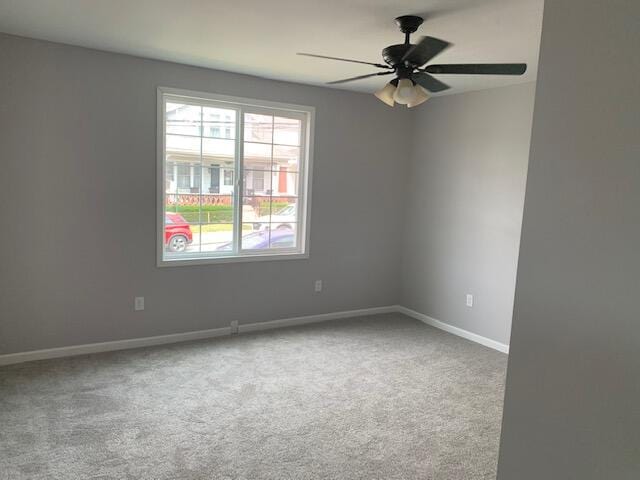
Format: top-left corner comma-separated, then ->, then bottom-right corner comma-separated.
158,251 -> 309,267
396,306 -> 510,354
0,327 -> 232,366
238,306 -> 397,333
0,305 -> 508,366
156,88 -> 165,267
158,87 -> 316,114
0,307 -> 394,366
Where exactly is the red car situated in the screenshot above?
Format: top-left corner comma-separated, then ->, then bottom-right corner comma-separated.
165,212 -> 193,252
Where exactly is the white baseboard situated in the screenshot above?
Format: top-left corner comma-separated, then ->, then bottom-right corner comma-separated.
0,304 -> 507,366
0,306 -> 396,366
238,305 -> 397,333
0,326 -> 233,366
396,305 -> 510,354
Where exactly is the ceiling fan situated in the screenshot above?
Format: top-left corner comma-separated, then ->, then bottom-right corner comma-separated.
298,15 -> 527,108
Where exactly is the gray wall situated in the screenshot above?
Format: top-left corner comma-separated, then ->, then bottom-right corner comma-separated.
498,1 -> 640,478
401,84 -> 536,346
0,34 -> 411,354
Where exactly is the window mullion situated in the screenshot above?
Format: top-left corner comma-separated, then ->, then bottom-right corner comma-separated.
269,116 -> 274,248
234,108 -> 244,254
198,106 -> 203,254
297,115 -> 307,251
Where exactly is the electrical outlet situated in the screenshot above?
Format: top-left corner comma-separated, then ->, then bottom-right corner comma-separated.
466,294 -> 473,308
134,296 -> 145,311
314,280 -> 323,293
230,320 -> 239,334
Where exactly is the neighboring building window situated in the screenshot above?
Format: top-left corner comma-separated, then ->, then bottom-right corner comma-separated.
176,164 -> 191,190
223,170 -> 234,186
205,112 -> 233,139
253,170 -> 265,193
159,88 -> 313,265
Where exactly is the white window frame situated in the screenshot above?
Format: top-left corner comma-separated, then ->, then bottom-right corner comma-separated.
157,87 -> 315,267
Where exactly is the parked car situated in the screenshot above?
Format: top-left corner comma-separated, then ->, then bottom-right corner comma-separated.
216,229 -> 295,251
165,212 -> 193,252
253,203 -> 296,231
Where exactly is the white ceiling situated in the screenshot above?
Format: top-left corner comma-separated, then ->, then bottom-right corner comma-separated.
0,0 -> 544,96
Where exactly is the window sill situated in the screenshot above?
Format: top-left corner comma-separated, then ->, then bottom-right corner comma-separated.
157,251 -> 309,267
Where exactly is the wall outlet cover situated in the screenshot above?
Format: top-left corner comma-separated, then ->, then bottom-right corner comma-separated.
134,297 -> 145,311
466,294 -> 473,307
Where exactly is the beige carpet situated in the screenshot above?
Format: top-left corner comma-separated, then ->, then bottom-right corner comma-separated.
0,313 -> 507,479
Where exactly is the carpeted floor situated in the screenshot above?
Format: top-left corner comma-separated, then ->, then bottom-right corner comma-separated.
0,313 -> 507,480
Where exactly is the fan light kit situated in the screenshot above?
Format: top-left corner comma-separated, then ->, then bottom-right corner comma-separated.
298,15 -> 527,108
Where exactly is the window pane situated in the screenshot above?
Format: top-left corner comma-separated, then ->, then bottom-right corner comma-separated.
198,197 -> 235,223
243,142 -> 272,170
244,113 -> 273,143
239,223 -> 297,250
168,164 -> 202,193
273,145 -> 300,173
273,116 -> 301,146
203,107 -> 236,139
269,225 -> 297,249
241,195 -> 270,224
166,134 -> 200,154
243,169 -> 272,197
240,225 -> 271,250
201,166 -> 234,191
166,103 -> 201,136
164,210 -> 197,255
199,224 -> 235,253
164,202 -> 199,256
202,138 -> 235,158
271,171 -> 298,198
268,198 -> 298,229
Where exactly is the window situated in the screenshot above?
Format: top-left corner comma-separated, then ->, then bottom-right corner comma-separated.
176,164 -> 191,190
158,88 -> 314,265
223,169 -> 234,186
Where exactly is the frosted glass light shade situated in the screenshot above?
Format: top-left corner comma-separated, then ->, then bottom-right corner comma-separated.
374,82 -> 396,107
407,85 -> 430,108
393,79 -> 418,105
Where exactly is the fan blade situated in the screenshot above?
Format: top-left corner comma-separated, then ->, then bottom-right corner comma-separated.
297,53 -> 391,69
326,71 -> 393,85
401,36 -> 451,66
412,72 -> 450,93
425,63 -> 527,75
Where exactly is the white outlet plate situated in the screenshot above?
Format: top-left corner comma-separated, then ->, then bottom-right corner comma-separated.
314,280 -> 322,292
134,297 -> 145,311
466,294 -> 473,307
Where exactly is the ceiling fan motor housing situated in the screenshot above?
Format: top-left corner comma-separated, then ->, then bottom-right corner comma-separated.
382,44 -> 415,68
383,15 -> 428,68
